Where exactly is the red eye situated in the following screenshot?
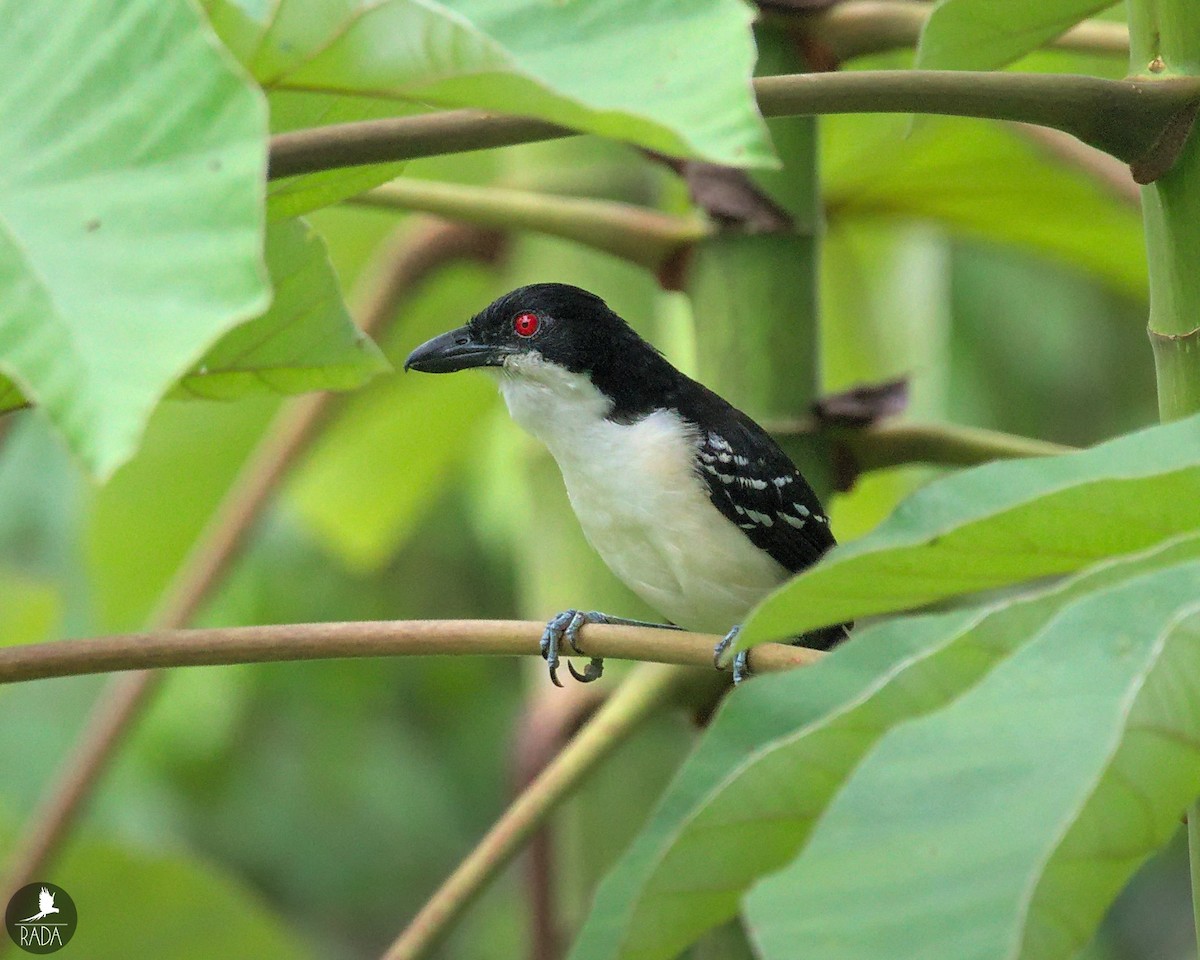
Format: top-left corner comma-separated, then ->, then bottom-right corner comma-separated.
513,312 -> 540,337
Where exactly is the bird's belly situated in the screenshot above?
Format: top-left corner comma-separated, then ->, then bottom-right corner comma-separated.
560,456 -> 788,634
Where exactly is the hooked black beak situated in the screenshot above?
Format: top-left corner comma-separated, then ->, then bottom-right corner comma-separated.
404,325 -> 507,373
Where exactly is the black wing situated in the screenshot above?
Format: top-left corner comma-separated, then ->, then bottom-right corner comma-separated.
692,411 -> 836,575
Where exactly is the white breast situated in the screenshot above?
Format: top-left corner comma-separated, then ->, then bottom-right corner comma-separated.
497,356 -> 788,633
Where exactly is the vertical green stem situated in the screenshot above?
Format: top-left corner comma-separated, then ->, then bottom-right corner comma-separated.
685,25 -> 832,498
1127,0 -> 1200,420
1190,800 -> 1200,954
1127,0 -> 1200,945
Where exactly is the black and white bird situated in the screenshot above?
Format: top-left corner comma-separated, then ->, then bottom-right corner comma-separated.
405,283 -> 849,684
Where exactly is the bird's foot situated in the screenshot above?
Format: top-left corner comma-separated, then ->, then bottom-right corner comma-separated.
540,611 -> 682,687
541,610 -> 607,687
712,625 -> 751,685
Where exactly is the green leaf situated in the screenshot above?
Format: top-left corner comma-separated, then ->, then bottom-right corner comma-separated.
207,0 -> 771,189
738,413 -> 1200,649
569,535 -> 1200,960
916,0 -> 1116,71
0,0 -> 269,478
174,220 -> 389,401
823,115 -> 1146,298
744,559 -> 1200,960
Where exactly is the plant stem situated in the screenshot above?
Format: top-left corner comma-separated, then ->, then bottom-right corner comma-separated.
0,619 -> 819,685
783,1 -> 1128,62
1127,0 -> 1200,940
0,221 -> 505,906
686,27 -> 831,497
379,663 -> 690,960
1128,2 -> 1200,420
268,72 -> 1200,182
769,418 -> 1075,470
1190,799 -> 1200,954
351,180 -> 708,271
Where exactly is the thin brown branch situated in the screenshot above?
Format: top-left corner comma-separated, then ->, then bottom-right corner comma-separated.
771,417 -> 1075,468
380,663 -> 694,960
351,180 -> 708,272
512,686 -> 608,960
0,220 -> 506,905
0,619 -> 819,686
268,72 -> 1200,183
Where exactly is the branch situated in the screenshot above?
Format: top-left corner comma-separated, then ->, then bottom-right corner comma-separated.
0,619 -> 819,686
512,686 -> 607,960
350,180 -> 708,272
0,221 -> 506,905
268,72 -> 1200,183
782,1 -> 1129,62
379,663 -> 692,960
771,417 -> 1075,473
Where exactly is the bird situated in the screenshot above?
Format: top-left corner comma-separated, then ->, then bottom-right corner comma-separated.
20,887 -> 60,923
405,283 -> 849,685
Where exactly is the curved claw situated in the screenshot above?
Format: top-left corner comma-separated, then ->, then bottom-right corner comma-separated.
713,625 -> 742,671
568,657 -> 605,683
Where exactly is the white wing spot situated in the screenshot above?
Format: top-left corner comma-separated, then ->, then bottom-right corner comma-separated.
733,455 -> 750,466
792,503 -> 811,517
708,432 -> 731,452
749,479 -> 768,491
773,476 -> 793,488
745,509 -> 774,526
781,513 -> 807,529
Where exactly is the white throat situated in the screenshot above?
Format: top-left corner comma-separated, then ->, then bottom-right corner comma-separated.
496,354 -> 614,459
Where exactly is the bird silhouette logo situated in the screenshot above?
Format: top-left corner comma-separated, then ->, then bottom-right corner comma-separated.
5,881 -> 77,953
19,890 -> 58,924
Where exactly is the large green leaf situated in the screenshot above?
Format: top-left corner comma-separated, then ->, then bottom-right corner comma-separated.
568,535 -> 1200,960
203,0 -> 771,216
0,0 -> 268,478
2,220 -> 385,416
823,114 -> 1146,298
916,0 -> 1116,71
745,560 -> 1200,960
736,413 -> 1200,649
174,219 -> 388,400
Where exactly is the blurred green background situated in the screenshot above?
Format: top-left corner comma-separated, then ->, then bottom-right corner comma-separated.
1,25 -> 1190,960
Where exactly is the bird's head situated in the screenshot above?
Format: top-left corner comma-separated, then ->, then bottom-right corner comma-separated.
404,283 -> 656,389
